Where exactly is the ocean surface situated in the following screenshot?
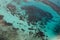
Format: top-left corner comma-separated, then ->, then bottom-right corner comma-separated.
0,0 -> 60,40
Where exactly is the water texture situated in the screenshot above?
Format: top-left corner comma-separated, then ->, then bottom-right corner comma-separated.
0,0 -> 60,40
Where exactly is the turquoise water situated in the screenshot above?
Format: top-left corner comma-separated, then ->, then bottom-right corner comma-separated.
0,0 -> 60,40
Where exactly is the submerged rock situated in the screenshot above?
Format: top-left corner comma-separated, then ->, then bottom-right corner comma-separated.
21,6 -> 53,25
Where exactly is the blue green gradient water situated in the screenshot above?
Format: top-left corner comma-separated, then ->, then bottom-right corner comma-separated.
0,0 -> 60,40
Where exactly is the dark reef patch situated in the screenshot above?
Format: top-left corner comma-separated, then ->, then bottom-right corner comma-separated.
0,15 -> 4,20
19,15 -> 25,21
3,21 -> 12,26
34,29 -> 47,40
28,28 -> 35,30
21,28 -> 25,32
21,6 -> 53,25
0,36 -> 8,40
54,23 -> 60,35
6,3 -> 16,15
12,27 -> 19,31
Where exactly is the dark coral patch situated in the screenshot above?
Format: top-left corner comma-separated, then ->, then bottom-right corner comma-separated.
54,23 -> 60,35
0,15 -> 4,20
21,28 -> 25,32
0,36 -> 8,40
34,29 -> 46,40
21,6 -> 53,25
7,3 -> 16,15
3,21 -> 12,26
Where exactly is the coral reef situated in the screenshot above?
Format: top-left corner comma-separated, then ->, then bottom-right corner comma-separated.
0,0 -> 60,40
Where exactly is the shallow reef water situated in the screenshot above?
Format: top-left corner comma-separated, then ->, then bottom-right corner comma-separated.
0,0 -> 60,40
